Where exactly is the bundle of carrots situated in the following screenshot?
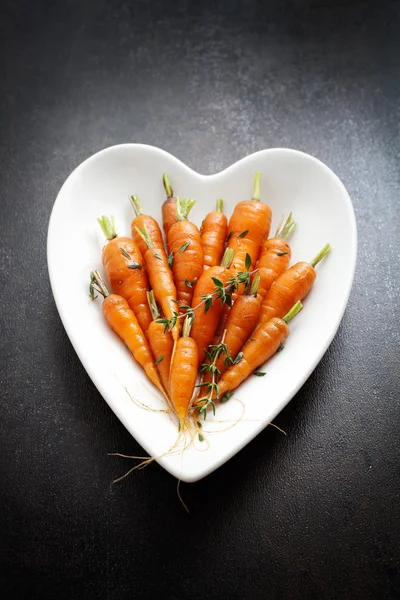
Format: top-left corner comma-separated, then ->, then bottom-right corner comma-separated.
89,172 -> 331,432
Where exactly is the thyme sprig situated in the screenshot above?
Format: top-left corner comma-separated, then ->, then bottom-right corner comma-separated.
193,332 -> 231,419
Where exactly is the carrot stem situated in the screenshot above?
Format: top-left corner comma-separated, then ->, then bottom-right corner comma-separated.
250,272 -> 260,296
310,243 -> 331,268
97,216 -> 117,240
251,171 -> 261,202
147,290 -> 160,320
135,224 -> 154,249
130,194 -> 144,217
163,173 -> 173,198
216,198 -> 224,212
90,270 -> 110,298
275,213 -> 296,240
282,300 -> 303,324
176,196 -> 196,221
182,315 -> 193,337
220,247 -> 234,268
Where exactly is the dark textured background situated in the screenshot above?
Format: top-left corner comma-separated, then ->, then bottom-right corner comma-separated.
1,0 -> 399,598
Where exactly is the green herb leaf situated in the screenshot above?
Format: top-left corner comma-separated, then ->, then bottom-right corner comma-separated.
128,263 -> 142,270
195,382 -> 211,388
238,229 -> 249,239
233,352 -> 243,365
120,248 -> 131,259
155,355 -> 164,365
250,338 -> 257,342
178,242 -> 190,253
198,434 -> 204,442
224,293 -> 232,308
220,391 -> 233,403
211,277 -> 223,288
226,231 -> 233,243
277,344 -> 284,352
245,253 -> 252,271
167,252 -> 174,267
253,371 -> 266,376
184,277 -> 197,288
197,421 -> 202,429
153,252 -> 162,260
276,251 -> 288,257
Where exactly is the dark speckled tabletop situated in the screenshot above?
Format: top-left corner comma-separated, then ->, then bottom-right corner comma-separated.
1,1 -> 399,598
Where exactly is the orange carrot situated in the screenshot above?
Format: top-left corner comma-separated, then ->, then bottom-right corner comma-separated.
227,172 -> 272,275
90,271 -> 167,400
201,198 -> 228,268
167,197 -> 204,309
259,244 -> 331,324
257,213 -> 296,301
162,173 -> 178,249
135,224 -> 180,342
147,291 -> 174,396
204,274 -> 262,382
98,216 -> 152,334
130,195 -> 165,257
214,301 -> 303,400
189,248 -> 235,367
170,316 -> 198,425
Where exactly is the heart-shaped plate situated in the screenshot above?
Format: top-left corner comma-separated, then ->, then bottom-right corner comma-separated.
47,144 -> 357,482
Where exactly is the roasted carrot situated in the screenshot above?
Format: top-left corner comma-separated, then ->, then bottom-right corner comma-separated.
170,316 -> 198,425
257,213 -> 296,301
90,271 -> 167,400
201,198 -> 228,269
162,173 -> 178,249
189,248 -> 235,367
227,172 -> 272,275
167,197 -> 204,309
98,216 -> 152,334
258,243 -> 331,324
204,274 -> 262,382
135,224 -> 180,342
147,290 -> 174,396
130,195 -> 165,257
213,301 -> 303,400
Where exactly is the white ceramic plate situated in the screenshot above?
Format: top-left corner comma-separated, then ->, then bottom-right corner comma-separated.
47,144 -> 357,482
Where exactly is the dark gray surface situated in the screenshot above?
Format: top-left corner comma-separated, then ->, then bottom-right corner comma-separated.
1,1 -> 399,598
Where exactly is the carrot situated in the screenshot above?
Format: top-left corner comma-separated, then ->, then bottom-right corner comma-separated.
162,173 -> 178,249
98,216 -> 152,334
147,291 -> 174,396
130,195 -> 165,257
201,198 -> 228,268
256,213 -> 296,301
258,243 -> 331,324
167,197 -> 204,309
170,316 -> 198,425
90,271 -> 167,400
204,274 -> 262,382
227,172 -> 272,275
135,224 -> 180,343
189,248 -> 235,367
213,301 -> 303,401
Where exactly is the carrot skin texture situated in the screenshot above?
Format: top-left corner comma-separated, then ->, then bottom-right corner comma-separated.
131,215 -> 164,257
170,336 -> 198,422
218,317 -> 289,397
227,201 -> 272,274
147,321 -> 174,395
102,294 -> 166,397
201,211 -> 228,268
143,247 -> 179,340
162,197 -> 178,246
167,220 -> 204,308
257,238 -> 292,301
102,237 -> 152,334
259,262 -> 316,324
190,266 -> 232,366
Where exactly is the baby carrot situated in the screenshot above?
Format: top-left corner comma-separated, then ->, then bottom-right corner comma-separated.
130,194 -> 165,257
170,316 -> 198,426
162,173 -> 178,248
258,244 -> 331,324
147,291 -> 174,396
90,271 -> 167,400
200,198 -> 228,269
135,224 -> 180,343
257,213 -> 296,301
215,301 -> 303,400
167,197 -> 204,309
189,248 -> 235,367
98,216 -> 152,334
227,172 -> 272,275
